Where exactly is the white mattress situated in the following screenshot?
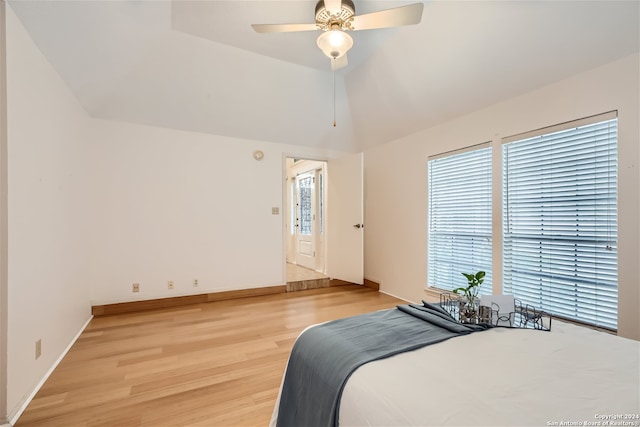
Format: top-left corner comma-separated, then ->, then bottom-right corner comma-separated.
272,321 -> 640,427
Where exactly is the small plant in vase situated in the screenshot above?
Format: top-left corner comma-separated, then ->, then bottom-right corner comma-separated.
453,271 -> 485,323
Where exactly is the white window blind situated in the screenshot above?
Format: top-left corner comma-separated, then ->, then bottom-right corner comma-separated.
502,114 -> 618,330
428,145 -> 492,293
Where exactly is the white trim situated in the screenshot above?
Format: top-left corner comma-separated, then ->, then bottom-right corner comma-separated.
9,315 -> 93,425
423,286 -> 447,299
490,135 -> 503,295
502,110 -> 617,144
378,289 -> 413,304
428,141 -> 491,161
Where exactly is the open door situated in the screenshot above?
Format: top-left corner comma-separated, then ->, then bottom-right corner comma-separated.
294,171 -> 317,270
327,152 -> 363,284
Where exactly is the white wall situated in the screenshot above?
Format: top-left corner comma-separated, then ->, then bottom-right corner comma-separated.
5,5 -> 94,420
364,53 -> 640,340
88,119 -> 338,305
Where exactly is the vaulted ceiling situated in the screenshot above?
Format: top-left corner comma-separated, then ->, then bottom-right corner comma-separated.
7,0 -> 640,152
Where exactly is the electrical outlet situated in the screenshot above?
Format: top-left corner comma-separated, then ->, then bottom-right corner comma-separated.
132,283 -> 140,292
168,280 -> 174,290
35,339 -> 42,360
193,279 -> 199,287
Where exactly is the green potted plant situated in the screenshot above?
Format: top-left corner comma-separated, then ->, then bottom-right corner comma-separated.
453,271 -> 485,323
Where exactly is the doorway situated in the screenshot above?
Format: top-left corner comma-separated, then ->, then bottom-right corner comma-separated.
285,158 -> 329,289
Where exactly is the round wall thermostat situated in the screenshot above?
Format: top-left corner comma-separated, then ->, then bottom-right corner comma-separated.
253,150 -> 264,161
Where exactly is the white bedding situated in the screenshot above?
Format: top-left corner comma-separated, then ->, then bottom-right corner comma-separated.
272,321 -> 640,427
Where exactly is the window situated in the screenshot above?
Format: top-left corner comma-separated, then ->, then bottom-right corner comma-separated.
427,145 -> 492,293
298,175 -> 313,235
502,113 -> 618,329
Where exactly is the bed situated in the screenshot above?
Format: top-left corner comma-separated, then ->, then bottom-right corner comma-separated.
270,302 -> 640,427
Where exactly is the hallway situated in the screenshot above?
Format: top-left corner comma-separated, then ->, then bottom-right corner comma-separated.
286,263 -> 329,291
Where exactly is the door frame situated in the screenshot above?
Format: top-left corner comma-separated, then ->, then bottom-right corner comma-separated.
282,156 -> 328,281
282,153 -> 365,286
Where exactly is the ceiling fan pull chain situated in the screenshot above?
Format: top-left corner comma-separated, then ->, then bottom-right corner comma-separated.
333,65 -> 336,127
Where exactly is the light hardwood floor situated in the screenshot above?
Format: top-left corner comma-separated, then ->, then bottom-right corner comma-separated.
16,285 -> 405,427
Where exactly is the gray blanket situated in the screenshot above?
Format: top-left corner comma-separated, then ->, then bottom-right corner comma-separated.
276,303 -> 490,427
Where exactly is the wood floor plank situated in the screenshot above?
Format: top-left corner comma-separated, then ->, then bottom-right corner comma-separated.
15,285 -> 405,426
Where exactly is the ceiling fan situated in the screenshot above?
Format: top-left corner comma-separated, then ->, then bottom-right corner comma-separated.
251,0 -> 424,71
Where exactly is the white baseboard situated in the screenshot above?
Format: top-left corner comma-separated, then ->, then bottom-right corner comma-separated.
379,289 -> 414,303
9,315 -> 93,425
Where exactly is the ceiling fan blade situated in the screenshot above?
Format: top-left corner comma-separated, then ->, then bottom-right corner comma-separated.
351,3 -> 424,31
251,23 -> 318,33
324,0 -> 342,16
331,54 -> 348,71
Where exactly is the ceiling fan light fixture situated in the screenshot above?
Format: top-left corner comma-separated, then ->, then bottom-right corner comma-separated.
316,29 -> 353,59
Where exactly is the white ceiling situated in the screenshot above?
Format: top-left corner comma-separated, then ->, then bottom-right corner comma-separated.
7,0 -> 640,152
172,1 -> 410,71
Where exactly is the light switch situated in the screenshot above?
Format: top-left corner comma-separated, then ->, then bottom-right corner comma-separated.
272,207 -> 280,215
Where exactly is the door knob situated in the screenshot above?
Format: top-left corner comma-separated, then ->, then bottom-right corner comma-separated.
353,224 -> 363,229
